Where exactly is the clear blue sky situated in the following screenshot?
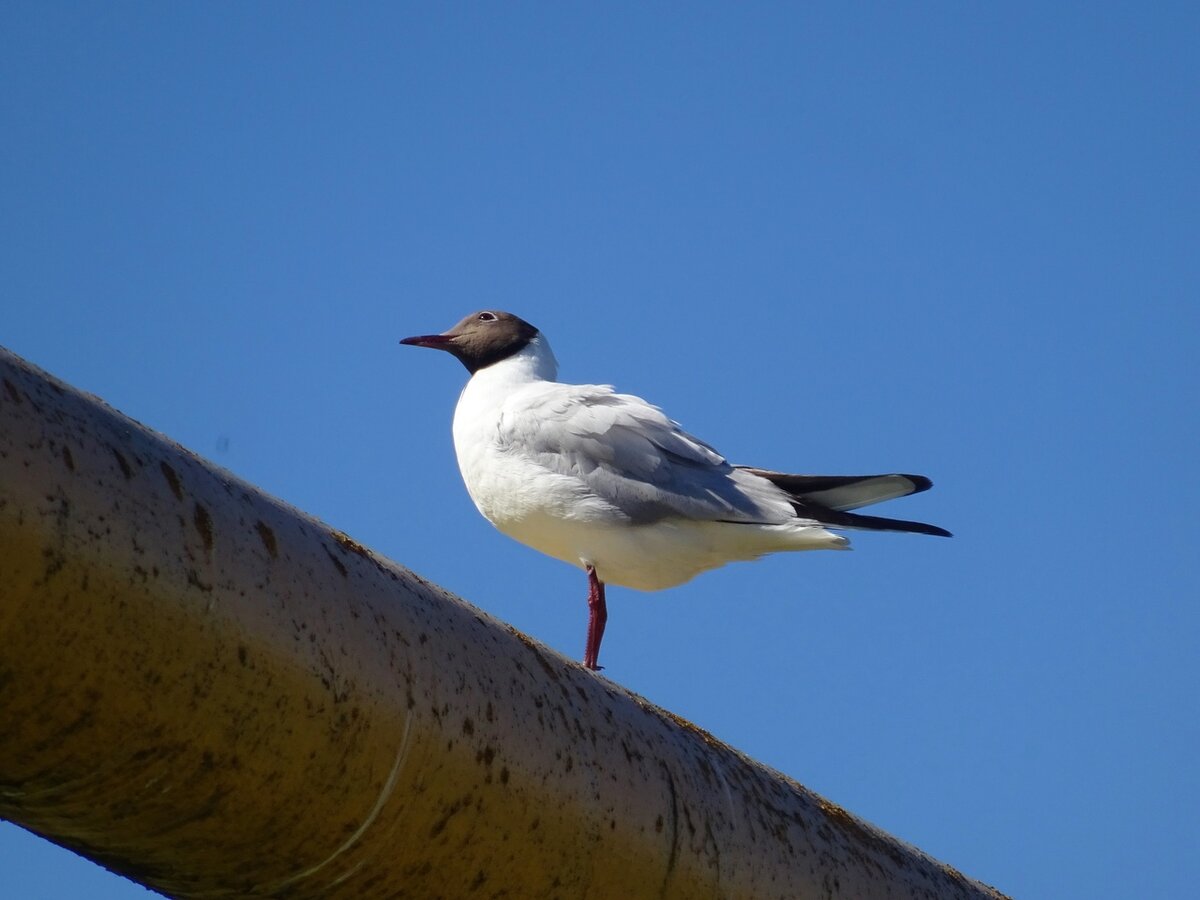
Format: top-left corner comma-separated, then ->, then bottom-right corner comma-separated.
2,4 -> 1197,898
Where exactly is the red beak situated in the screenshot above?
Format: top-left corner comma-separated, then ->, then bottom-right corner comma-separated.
399,333 -> 456,349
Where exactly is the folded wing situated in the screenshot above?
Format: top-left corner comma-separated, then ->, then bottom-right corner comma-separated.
497,385 -> 951,537
498,385 -> 794,525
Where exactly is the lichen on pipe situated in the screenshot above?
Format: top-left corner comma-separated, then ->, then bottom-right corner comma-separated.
0,346 -> 1008,899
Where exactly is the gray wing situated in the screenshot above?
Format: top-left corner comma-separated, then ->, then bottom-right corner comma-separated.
499,384 -> 793,524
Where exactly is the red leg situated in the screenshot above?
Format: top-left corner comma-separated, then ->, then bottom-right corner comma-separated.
583,565 -> 608,671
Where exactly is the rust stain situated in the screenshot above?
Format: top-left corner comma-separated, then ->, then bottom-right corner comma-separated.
331,530 -> 371,559
659,707 -> 728,752
817,798 -> 913,871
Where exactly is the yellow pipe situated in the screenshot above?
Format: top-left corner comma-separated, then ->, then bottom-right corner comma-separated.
0,346 -> 1008,899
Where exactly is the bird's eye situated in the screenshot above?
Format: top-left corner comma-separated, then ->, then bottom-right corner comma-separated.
477,312 -> 497,322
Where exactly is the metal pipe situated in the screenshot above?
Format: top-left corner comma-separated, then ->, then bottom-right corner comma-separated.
0,346 -> 1008,899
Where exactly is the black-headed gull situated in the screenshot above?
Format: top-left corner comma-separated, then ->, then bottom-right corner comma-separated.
402,311 -> 950,670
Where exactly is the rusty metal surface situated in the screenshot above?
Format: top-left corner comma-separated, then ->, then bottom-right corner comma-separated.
0,346 -> 1008,899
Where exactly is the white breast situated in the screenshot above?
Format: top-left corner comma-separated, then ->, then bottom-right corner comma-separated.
451,336 -> 592,521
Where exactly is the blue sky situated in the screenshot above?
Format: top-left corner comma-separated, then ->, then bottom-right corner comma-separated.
2,3 -> 1197,897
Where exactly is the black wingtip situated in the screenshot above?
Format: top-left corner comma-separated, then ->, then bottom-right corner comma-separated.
858,515 -> 952,538
901,474 -> 934,495
797,502 -> 953,538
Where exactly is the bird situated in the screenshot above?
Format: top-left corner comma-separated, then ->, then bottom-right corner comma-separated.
401,310 -> 950,671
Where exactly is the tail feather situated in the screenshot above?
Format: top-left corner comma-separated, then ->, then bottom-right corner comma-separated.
738,467 -> 951,537
736,468 -> 932,510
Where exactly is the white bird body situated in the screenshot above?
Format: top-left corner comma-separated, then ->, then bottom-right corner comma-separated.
402,310 -> 948,669
450,334 -> 847,591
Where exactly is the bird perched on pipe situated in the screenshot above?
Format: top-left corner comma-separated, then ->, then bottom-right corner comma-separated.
401,311 -> 950,671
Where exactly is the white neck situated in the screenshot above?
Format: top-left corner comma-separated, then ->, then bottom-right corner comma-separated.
453,333 -> 558,470
473,333 -> 559,386
453,333 -> 558,428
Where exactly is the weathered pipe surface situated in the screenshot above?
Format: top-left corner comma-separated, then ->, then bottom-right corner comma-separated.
0,346 -> 1008,900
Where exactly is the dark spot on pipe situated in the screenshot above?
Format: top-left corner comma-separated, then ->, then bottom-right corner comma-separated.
476,746 -> 495,766
238,645 -> 248,666
193,503 -> 213,556
111,447 -> 133,479
186,568 -> 213,592
682,807 -> 696,837
499,766 -> 509,785
428,797 -> 467,838
408,861 -> 433,879
660,763 -> 680,886
656,815 -> 664,833
2,378 -> 21,404
50,699 -> 99,744
462,717 -> 474,736
516,632 -> 558,680
323,545 -> 348,577
255,521 -> 278,558
61,445 -> 75,471
160,462 -> 183,500
818,799 -> 911,869
37,547 -> 66,586
485,702 -> 494,723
